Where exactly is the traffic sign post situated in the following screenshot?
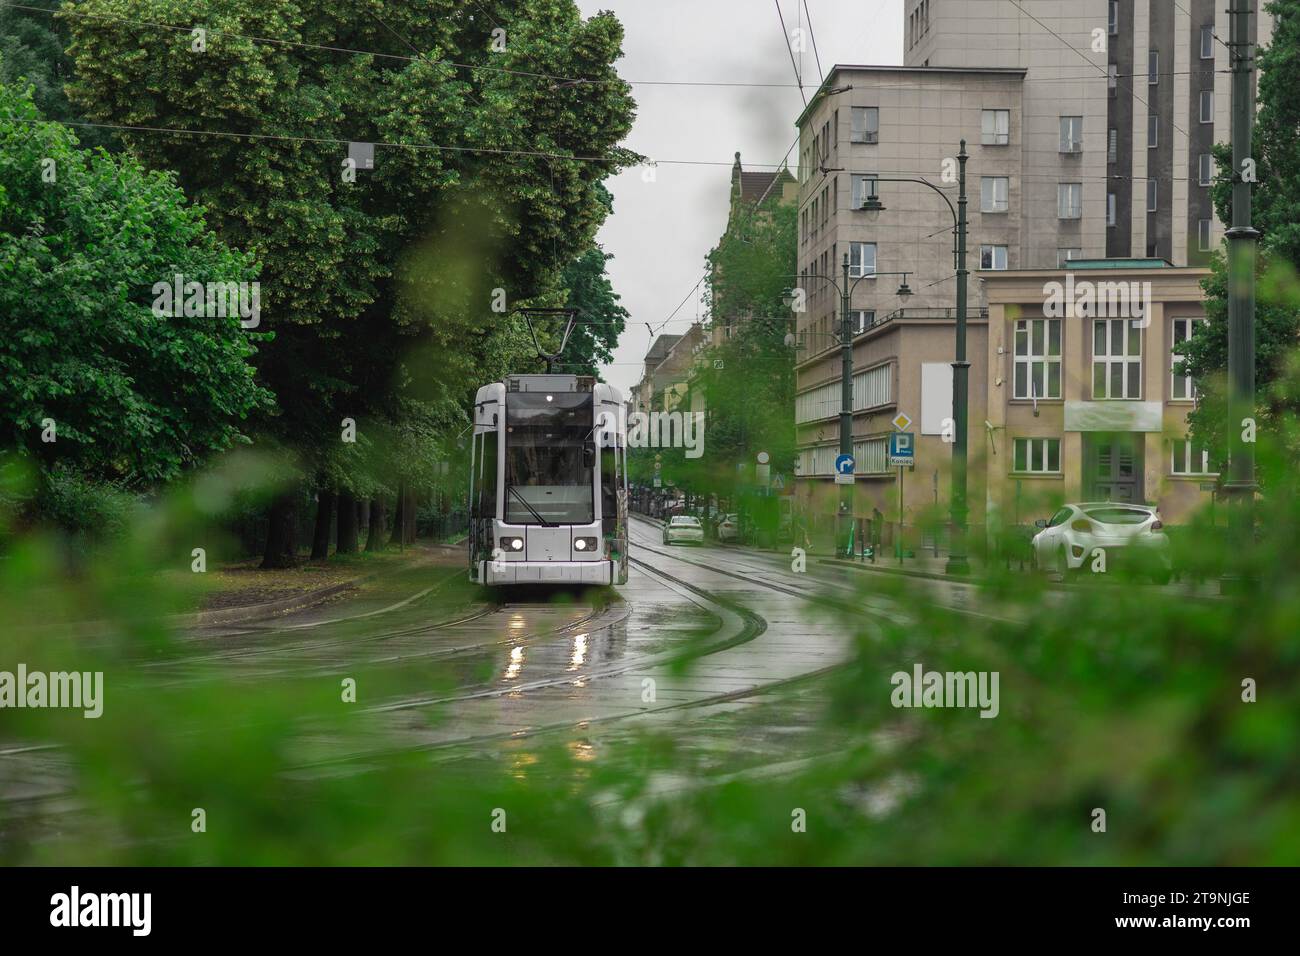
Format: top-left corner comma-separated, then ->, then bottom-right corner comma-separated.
834,453 -> 855,486
888,432 -> 915,468
888,417 -> 915,562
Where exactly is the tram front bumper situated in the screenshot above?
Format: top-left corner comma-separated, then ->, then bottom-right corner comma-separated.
480,560 -> 614,586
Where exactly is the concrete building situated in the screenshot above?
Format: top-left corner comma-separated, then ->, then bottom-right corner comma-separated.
793,65 -> 1022,542
903,0 -> 1275,266
982,259 -> 1214,535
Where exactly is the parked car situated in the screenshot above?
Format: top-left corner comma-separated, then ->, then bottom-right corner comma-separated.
662,515 -> 704,546
1031,502 -> 1171,582
717,513 -> 740,543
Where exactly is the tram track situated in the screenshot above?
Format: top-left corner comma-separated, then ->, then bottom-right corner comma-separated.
0,523 -> 930,821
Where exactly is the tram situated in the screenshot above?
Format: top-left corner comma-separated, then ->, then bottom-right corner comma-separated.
468,374 -> 629,586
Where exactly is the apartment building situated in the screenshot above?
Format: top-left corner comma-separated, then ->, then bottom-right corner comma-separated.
627,333 -> 681,417
626,326 -> 708,419
982,259 -> 1213,534
793,65 -> 1020,535
903,0 -> 1276,266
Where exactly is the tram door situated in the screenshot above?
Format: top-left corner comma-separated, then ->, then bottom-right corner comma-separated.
468,428 -> 498,578
600,431 -> 629,584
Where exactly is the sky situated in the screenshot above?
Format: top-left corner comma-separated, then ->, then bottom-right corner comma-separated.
573,0 -> 905,396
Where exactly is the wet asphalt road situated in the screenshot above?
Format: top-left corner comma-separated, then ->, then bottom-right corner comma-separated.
1,516 -> 1026,818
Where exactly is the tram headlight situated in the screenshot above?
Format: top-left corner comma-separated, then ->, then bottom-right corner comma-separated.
500,536 -> 524,552
574,537 -> 599,553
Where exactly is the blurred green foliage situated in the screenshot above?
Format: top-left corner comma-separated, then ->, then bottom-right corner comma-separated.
0,401 -> 1296,865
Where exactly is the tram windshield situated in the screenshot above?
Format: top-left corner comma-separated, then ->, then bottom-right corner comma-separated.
504,392 -> 595,524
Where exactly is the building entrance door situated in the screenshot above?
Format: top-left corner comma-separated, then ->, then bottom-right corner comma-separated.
1084,433 -> 1143,502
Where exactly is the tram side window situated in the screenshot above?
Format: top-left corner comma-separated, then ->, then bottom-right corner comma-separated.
601,446 -> 618,535
479,431 -> 498,516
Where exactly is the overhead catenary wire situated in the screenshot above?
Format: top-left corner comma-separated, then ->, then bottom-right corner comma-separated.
0,5 -> 1231,90
773,0 -> 807,107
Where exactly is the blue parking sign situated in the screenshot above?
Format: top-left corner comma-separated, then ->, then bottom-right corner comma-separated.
889,432 -> 914,466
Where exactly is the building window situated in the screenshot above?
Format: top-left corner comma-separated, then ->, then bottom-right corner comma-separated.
1147,178 -> 1158,212
1013,437 -> 1061,474
1108,1 -> 1119,35
1108,63 -> 1118,93
1198,218 -> 1213,252
1172,439 -> 1214,476
1200,90 -> 1214,123
1148,50 -> 1159,85
981,176 -> 1010,213
1059,116 -> 1083,153
850,107 -> 879,144
981,109 -> 1011,146
851,173 -> 879,208
1108,127 -> 1118,163
1148,113 -> 1158,148
979,244 -> 1008,270
1201,25 -> 1215,59
1198,153 -> 1214,186
849,241 -> 876,278
1057,248 -> 1082,267
1015,318 -> 1063,400
1093,318 -> 1143,400
1172,317 -> 1207,400
851,310 -> 876,334
1107,192 -> 1117,226
854,437 -> 890,475
1058,182 -> 1083,219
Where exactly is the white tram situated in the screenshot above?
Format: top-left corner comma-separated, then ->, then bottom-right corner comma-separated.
468,374 -> 629,586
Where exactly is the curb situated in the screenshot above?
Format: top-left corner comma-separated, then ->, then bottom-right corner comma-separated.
820,556 -> 976,584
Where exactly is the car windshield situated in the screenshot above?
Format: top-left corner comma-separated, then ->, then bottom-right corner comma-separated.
1085,507 -> 1152,525
504,392 -> 593,524
671,517 -> 700,527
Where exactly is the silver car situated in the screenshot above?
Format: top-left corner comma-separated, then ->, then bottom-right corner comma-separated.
1031,502 -> 1171,582
663,515 -> 704,546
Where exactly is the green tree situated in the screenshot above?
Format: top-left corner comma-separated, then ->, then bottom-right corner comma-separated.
557,246 -> 629,378
1184,0 -> 1300,469
0,1 -> 113,150
694,193 -> 798,493
0,76 -> 271,496
62,0 -> 638,560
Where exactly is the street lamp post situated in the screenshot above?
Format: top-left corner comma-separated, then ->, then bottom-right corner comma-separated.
785,272 -> 913,556
863,140 -> 971,573
1223,0 -> 1258,593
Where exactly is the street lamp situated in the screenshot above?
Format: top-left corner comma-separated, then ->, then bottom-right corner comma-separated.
784,270 -> 914,557
865,141 -> 971,574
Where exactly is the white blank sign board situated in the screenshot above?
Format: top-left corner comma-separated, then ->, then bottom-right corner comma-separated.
920,363 -> 953,435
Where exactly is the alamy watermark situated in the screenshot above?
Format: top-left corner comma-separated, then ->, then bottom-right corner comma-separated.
1042,273 -> 1152,327
50,886 -> 150,936
890,663 -> 999,718
0,664 -> 103,718
597,408 -> 705,458
151,274 -> 260,328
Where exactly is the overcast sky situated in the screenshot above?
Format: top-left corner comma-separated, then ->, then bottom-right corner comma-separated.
573,0 -> 905,395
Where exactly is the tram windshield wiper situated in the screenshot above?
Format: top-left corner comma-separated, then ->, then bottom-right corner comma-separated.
507,485 -> 555,527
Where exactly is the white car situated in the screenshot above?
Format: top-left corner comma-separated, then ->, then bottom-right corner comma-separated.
1031,502 -> 1171,582
663,515 -> 704,546
717,514 -> 740,543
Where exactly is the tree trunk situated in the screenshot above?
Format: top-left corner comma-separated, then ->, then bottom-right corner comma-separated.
311,489 -> 335,560
336,489 -> 359,554
390,481 -> 405,546
403,485 -> 417,545
365,497 -> 386,551
260,492 -> 299,569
